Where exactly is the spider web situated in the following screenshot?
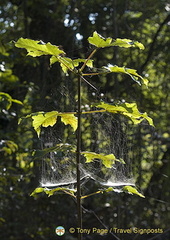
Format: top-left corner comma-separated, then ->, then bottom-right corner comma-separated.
38,78 -> 135,192
80,111 -> 135,187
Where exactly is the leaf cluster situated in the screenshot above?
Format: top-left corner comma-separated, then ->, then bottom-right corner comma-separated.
19,111 -> 77,137
15,31 -> 153,199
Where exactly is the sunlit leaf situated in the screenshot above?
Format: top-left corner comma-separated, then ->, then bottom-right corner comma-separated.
30,187 -> 44,196
30,187 -> 76,197
88,31 -> 113,48
123,186 -> 145,198
50,56 -> 93,74
125,11 -> 143,19
133,41 -> 145,50
19,111 -> 78,137
88,31 -> 145,50
50,56 -> 72,71
50,55 -> 58,65
104,65 -> 148,86
44,187 -> 76,197
82,151 -> 124,168
81,59 -> 93,68
58,57 -> 75,73
60,114 -> 78,131
105,187 -> 114,192
32,111 -> 58,137
15,38 -> 65,57
96,102 -> 154,126
112,38 -> 145,50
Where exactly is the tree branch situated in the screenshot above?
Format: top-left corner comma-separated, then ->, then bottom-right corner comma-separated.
141,14 -> 170,72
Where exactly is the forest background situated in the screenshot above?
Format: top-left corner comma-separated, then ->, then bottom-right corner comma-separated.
0,0 -> 170,240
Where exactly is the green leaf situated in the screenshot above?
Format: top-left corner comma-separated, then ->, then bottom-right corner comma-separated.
0,217 -> 5,223
123,186 -> 145,198
133,41 -> 145,50
11,98 -> 23,105
50,56 -> 93,74
82,151 -> 124,168
50,56 -> 75,73
32,143 -> 76,159
19,111 -> 78,137
30,187 -> 76,197
88,31 -> 145,50
105,187 -> 115,192
0,92 -> 12,110
44,187 -> 76,197
1,140 -> 18,155
88,31 -> 113,48
15,38 -> 65,57
32,111 -> 58,137
60,113 -> 78,131
0,69 -> 19,83
104,65 -> 148,86
0,41 -> 9,56
30,187 -> 44,196
96,102 -> 154,126
112,38 -> 145,50
0,92 -> 23,111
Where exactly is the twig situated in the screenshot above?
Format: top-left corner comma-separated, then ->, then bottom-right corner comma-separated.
76,75 -> 83,240
80,75 -> 98,90
80,48 -> 98,72
82,206 -> 121,240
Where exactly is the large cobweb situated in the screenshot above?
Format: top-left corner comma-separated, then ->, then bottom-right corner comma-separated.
38,79 -> 135,193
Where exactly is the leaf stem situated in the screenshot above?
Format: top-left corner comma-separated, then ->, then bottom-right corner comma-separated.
81,190 -> 102,199
57,56 -> 77,73
82,71 -> 109,76
58,109 -> 107,115
76,74 -> 82,240
80,75 -> 97,90
80,48 -> 98,72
